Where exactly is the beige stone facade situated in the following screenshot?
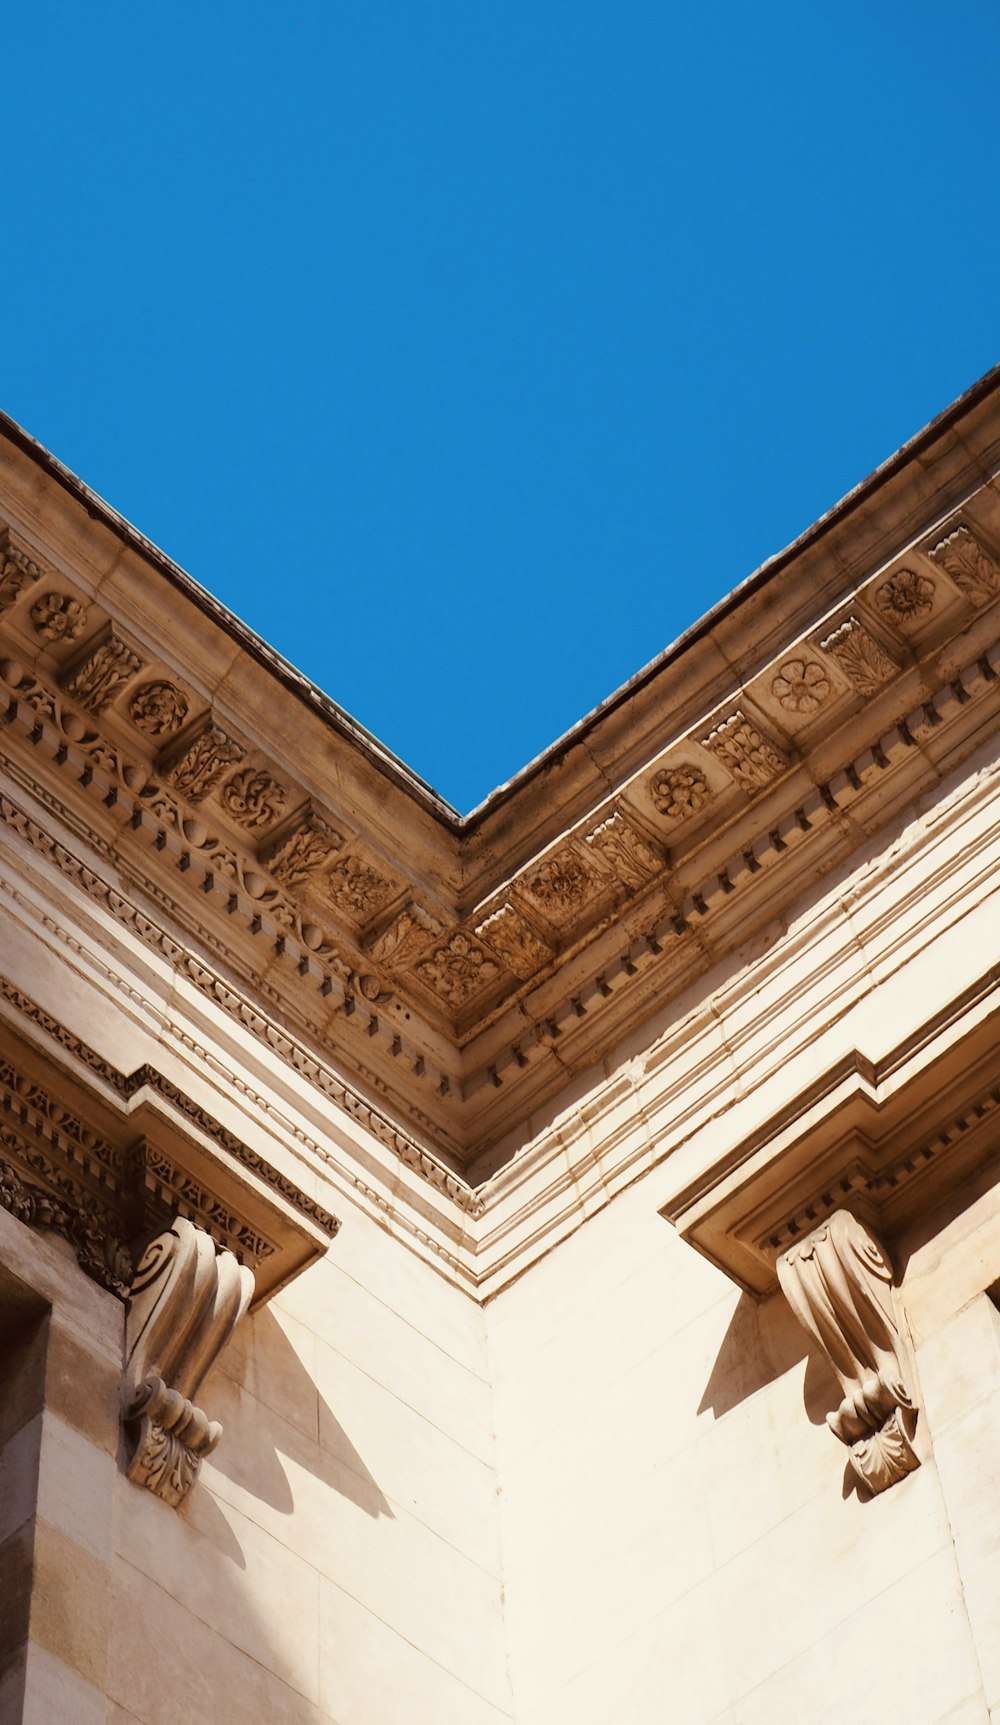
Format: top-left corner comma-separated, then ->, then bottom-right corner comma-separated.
3,370 -> 1000,1719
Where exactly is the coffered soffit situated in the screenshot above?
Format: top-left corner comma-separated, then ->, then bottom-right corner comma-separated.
4,371 -> 1000,1171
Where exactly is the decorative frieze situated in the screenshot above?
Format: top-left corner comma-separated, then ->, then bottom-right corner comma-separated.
369,902 -> 443,969
476,904 -> 553,979
584,812 -> 661,889
129,680 -> 190,738
123,1217 -> 253,1507
416,932 -> 499,1006
62,628 -> 145,714
874,569 -> 935,627
220,767 -> 287,832
929,525 -> 1000,607
263,809 -> 344,888
649,764 -> 709,822
769,657 -> 832,716
165,723 -> 246,801
29,591 -> 89,642
820,617 -> 899,696
777,1209 -> 919,1495
701,712 -> 788,791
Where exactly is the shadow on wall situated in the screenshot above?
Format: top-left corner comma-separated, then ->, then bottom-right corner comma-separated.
205,1305 -> 394,1524
698,1286 -> 840,1430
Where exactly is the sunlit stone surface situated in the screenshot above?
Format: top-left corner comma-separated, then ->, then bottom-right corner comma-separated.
4,372 -> 1000,1719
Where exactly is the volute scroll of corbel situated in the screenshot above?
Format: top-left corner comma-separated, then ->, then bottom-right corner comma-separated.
777,1208 -> 919,1495
123,1216 -> 254,1507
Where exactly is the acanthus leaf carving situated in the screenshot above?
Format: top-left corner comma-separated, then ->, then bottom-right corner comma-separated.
701,712 -> 789,791
584,812 -> 662,890
62,628 -> 145,714
0,532 -> 43,612
776,1209 -> 919,1495
929,525 -> 1000,607
819,617 -> 899,696
0,1149 -> 132,1298
369,903 -> 443,969
164,723 -> 246,801
123,1216 -> 254,1507
476,904 -> 553,980
263,808 -> 344,887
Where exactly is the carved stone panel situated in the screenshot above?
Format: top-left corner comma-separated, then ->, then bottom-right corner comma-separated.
648,763 -> 710,824
929,525 -> 1000,607
777,1209 -> 919,1495
0,533 -> 42,612
768,657 -> 833,717
263,809 -> 344,888
123,1217 -> 253,1507
701,712 -> 789,791
165,724 -> 246,802
584,812 -> 661,890
220,767 -> 287,832
62,628 -> 145,714
874,569 -> 936,629
820,617 -> 899,696
29,592 -> 89,643
416,932 -> 500,1007
519,843 -> 609,926
323,852 -> 395,922
369,903 -> 443,969
476,904 -> 553,980
129,680 -> 190,738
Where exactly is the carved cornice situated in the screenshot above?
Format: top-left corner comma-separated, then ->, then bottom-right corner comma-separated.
660,958 -> 1000,1296
4,388 -> 1000,1168
0,999 -> 338,1304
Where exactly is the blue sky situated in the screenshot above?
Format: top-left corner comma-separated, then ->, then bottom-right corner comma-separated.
4,4 -> 999,810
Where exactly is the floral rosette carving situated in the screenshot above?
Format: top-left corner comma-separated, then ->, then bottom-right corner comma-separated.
875,569 -> 935,626
324,854 -> 394,919
650,765 -> 709,821
524,851 -> 601,918
769,657 -> 831,716
416,933 -> 499,1006
129,680 -> 190,737
29,591 -> 89,642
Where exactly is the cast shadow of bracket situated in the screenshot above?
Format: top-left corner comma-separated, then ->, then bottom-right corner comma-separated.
697,1286 -> 841,1431
202,1305 -> 394,1524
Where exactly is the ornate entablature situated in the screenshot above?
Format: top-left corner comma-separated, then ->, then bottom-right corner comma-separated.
3,374 -> 1000,1226
0,996 -> 339,1303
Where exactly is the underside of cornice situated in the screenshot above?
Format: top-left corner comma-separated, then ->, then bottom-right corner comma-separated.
4,375 -> 1000,1182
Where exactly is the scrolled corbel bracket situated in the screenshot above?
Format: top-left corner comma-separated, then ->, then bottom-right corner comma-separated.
123,1216 -> 254,1508
776,1208 -> 920,1495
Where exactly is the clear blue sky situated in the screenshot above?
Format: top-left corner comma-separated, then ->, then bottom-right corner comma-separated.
4,5 -> 999,811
